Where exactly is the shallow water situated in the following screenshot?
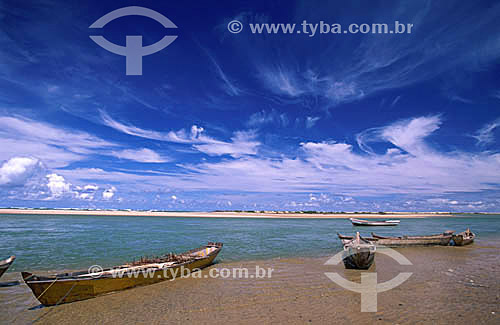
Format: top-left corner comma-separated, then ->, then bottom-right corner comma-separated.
1,214 -> 499,324
1,214 -> 499,271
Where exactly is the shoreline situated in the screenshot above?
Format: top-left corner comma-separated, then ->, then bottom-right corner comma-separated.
0,208 -> 456,219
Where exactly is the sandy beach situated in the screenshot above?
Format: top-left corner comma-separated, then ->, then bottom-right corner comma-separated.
0,209 -> 454,219
2,241 -> 499,324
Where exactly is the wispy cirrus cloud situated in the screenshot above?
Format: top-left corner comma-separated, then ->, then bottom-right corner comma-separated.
472,117 -> 500,146
257,64 -> 305,98
247,109 -> 289,127
111,148 -> 171,163
235,1 -> 500,109
0,116 -> 115,153
201,46 -> 242,96
193,130 -> 259,157
356,115 -> 441,155
390,96 -> 401,107
305,116 -> 320,129
101,111 -> 217,144
0,115 -> 117,168
257,66 -> 366,105
101,111 -> 260,158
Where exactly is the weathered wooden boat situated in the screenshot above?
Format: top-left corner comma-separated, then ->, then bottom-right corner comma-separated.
350,218 -> 400,226
337,233 -> 377,245
0,256 -> 15,278
370,231 -> 454,246
341,232 -> 376,270
22,242 -> 222,306
338,231 -> 454,247
452,228 -> 475,246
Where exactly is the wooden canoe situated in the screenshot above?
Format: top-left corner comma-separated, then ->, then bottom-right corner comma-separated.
337,233 -> 377,245
350,218 -> 400,226
0,256 -> 15,279
452,228 -> 475,246
370,232 -> 454,246
342,232 -> 376,270
22,242 -> 223,306
338,232 -> 454,247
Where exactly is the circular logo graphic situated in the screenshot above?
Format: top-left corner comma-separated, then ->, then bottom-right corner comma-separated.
228,20 -> 243,34
88,264 -> 104,278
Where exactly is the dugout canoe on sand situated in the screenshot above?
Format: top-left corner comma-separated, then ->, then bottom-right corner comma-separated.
341,232 -> 376,270
0,256 -> 15,279
452,228 -> 475,246
337,232 -> 454,247
370,231 -> 454,246
338,233 -> 377,245
22,242 -> 223,306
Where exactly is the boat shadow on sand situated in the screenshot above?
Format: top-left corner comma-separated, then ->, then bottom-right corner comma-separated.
28,304 -> 45,311
0,280 -> 20,287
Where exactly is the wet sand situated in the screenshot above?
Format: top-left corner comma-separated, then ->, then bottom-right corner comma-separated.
0,209 -> 453,218
1,242 -> 499,324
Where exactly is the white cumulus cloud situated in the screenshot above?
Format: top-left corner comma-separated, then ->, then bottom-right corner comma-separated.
46,173 -> 71,198
102,186 -> 116,200
0,157 -> 42,186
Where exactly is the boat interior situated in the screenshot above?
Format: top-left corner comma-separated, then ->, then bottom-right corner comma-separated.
23,243 -> 223,281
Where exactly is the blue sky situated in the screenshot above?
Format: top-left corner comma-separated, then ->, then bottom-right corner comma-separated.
1,0 -> 500,211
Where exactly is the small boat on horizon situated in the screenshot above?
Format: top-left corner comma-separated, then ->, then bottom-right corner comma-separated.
452,228 -> 475,246
341,232 -> 376,270
350,218 -> 400,226
0,256 -> 15,279
22,242 -> 223,306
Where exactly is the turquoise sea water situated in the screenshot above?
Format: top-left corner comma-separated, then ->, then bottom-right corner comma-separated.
1,214 -> 499,272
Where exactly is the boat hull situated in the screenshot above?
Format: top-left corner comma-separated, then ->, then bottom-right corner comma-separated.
0,267 -> 8,278
342,247 -> 375,269
452,234 -> 475,246
372,237 -> 452,247
371,233 -> 453,247
23,245 -> 221,306
350,218 -> 400,226
351,222 -> 399,226
341,232 -> 376,270
338,233 -> 453,247
0,256 -> 15,279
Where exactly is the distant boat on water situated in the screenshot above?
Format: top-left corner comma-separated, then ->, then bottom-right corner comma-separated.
0,256 -> 15,278
22,242 -> 222,306
350,218 -> 400,226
